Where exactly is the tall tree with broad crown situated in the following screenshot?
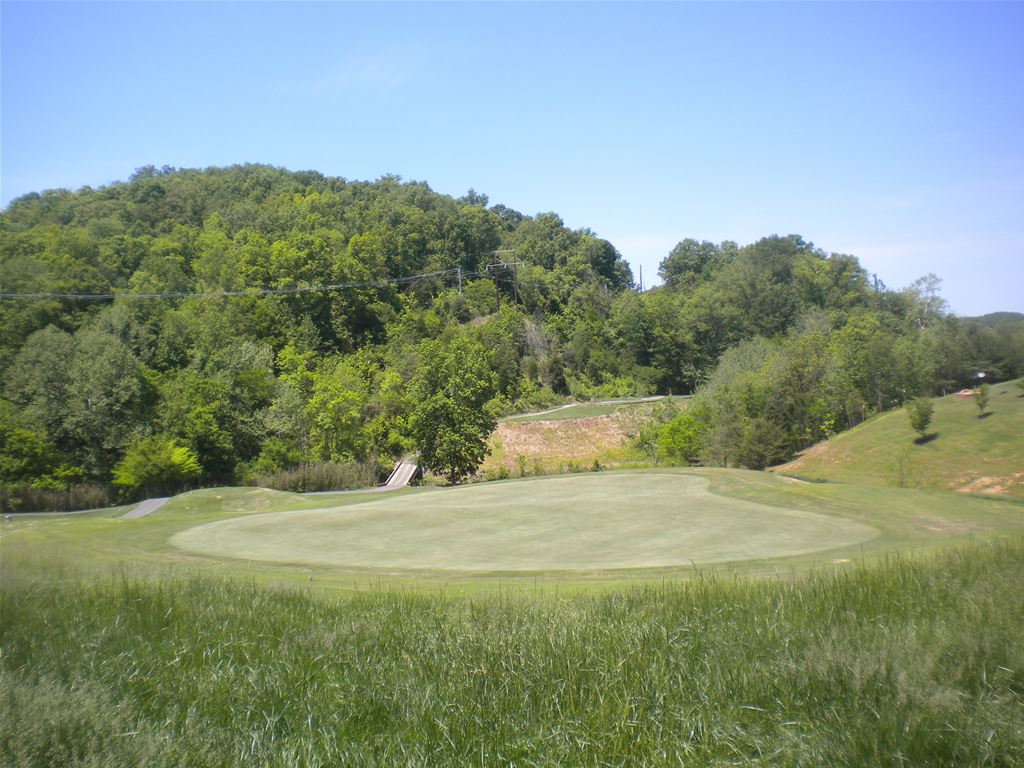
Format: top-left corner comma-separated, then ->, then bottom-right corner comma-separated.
409,336 -> 497,484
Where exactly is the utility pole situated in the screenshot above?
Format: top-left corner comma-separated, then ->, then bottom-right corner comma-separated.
639,265 -> 644,292
512,257 -> 519,307
490,252 -> 501,308
456,266 -> 462,294
489,249 -> 520,309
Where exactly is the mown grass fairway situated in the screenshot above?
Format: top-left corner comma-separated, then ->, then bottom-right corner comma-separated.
170,473 -> 878,571
4,469 -> 1023,589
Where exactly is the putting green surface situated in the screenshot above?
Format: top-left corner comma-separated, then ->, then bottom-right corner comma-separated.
171,473 -> 879,571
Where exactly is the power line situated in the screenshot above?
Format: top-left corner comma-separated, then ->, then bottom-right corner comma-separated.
2,261 -> 585,304
0,268 -> 460,302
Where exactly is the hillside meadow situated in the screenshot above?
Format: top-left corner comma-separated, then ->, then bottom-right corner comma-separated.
775,380 -> 1024,500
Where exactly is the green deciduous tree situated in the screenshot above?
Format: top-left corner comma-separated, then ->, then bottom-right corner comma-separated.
906,397 -> 934,440
974,382 -> 990,415
306,356 -> 370,462
64,327 -> 151,477
409,337 -> 497,484
0,403 -> 61,484
658,239 -> 721,290
157,371 -> 238,480
4,325 -> 76,447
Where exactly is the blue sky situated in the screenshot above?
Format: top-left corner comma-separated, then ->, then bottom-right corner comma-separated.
2,2 -> 1022,315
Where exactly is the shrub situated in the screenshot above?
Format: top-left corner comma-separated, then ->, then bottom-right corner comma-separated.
250,460 -> 383,493
250,436 -> 305,475
656,412 -> 708,465
0,483 -> 112,514
112,435 -> 201,498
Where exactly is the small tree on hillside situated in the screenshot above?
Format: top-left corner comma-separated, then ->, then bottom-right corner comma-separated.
906,397 -> 933,440
974,383 -> 991,415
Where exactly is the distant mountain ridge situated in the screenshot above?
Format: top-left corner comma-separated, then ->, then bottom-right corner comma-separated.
966,312 -> 1024,327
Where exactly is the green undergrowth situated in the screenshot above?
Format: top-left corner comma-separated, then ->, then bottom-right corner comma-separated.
3,542 -> 1023,767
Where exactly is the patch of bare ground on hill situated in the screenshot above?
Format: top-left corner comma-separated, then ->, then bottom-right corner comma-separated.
957,472 -> 1024,497
482,409 -> 651,475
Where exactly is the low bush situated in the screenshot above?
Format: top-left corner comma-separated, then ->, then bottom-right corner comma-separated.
248,460 -> 383,493
0,482 -> 112,514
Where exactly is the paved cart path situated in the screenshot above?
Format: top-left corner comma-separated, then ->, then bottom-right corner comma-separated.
384,459 -> 418,489
121,497 -> 170,519
503,396 -> 666,421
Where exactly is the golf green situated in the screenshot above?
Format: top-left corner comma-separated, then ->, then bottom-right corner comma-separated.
170,473 -> 879,572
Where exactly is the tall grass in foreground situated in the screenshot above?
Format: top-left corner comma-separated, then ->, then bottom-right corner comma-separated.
2,544 -> 1023,767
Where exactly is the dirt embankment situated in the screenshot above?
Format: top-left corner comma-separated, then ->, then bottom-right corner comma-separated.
495,416 -> 627,462
483,409 -> 655,474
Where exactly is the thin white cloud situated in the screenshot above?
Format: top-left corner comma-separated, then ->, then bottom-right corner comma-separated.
268,50 -> 425,97
609,232 -> 680,255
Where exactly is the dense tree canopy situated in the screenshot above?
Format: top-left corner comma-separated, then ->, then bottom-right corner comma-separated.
2,164 -> 1020,506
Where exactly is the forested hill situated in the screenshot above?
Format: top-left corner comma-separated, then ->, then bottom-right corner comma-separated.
2,164 -> 1022,507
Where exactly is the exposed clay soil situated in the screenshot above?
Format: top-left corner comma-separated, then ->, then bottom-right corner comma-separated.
957,472 -> 1024,497
493,416 -> 628,464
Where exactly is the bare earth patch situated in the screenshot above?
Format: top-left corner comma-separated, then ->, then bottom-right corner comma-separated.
483,412 -> 648,473
957,472 -> 1023,497
496,416 -> 625,459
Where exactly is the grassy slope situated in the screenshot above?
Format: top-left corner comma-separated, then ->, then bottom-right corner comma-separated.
775,380 -> 1024,499
4,398 -> 1023,765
